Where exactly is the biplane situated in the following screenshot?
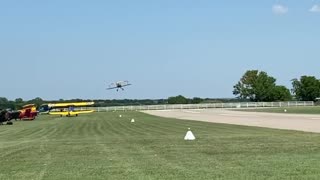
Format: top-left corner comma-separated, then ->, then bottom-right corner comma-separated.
39,102 -> 95,117
107,81 -> 132,91
1,105 -> 37,124
0,109 -> 13,125
19,104 -> 37,120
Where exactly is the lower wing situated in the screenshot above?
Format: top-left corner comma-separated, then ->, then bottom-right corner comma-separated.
49,110 -> 94,116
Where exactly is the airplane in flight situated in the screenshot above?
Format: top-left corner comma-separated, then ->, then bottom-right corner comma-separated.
106,81 -> 132,91
39,102 -> 95,117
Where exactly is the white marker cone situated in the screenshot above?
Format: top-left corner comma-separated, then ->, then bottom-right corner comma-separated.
184,128 -> 196,141
131,119 -> 135,123
119,115 -> 122,118
284,109 -> 287,112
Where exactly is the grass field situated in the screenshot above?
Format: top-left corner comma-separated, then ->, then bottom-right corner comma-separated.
237,106 -> 320,114
1,112 -> 320,180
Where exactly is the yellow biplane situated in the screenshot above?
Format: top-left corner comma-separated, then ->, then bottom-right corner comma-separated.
39,102 -> 95,117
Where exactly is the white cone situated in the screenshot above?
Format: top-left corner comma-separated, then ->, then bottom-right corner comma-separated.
184,128 -> 196,141
119,115 -> 122,118
284,109 -> 287,112
131,119 -> 135,123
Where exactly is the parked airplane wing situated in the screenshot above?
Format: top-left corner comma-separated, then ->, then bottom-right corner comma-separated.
49,110 -> 94,117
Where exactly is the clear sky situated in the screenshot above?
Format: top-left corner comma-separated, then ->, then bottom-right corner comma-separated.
0,0 -> 319,100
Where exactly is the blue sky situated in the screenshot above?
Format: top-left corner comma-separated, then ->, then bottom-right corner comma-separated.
0,0 -> 319,100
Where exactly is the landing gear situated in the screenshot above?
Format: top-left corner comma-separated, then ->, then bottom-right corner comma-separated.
0,121 -> 13,125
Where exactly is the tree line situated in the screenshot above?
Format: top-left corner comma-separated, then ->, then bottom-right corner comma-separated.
0,96 -> 244,110
1,70 -> 319,109
233,70 -> 320,102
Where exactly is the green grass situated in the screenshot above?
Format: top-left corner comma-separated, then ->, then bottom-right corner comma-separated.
1,112 -> 320,180
236,106 -> 320,114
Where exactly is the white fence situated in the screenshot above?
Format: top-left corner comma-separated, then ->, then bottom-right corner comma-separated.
84,101 -> 314,112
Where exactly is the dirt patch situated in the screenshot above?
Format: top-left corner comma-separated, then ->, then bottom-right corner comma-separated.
143,109 -> 320,133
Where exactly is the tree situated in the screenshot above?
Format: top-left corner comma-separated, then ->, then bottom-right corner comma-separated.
28,97 -> 44,108
272,86 -> 292,101
0,97 -> 9,109
191,97 -> 203,104
15,98 -> 23,103
168,95 -> 188,104
233,70 -> 291,102
14,98 -> 24,110
292,76 -> 320,101
252,71 -> 277,101
233,70 -> 259,101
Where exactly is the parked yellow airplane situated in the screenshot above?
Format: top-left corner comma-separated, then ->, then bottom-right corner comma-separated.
39,102 -> 95,117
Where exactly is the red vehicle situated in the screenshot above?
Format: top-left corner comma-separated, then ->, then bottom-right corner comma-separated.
19,104 -> 37,120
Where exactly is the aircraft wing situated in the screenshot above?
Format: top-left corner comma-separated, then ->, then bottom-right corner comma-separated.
75,110 -> 95,114
49,111 -> 70,116
106,87 -> 118,90
49,110 -> 94,116
48,102 -> 95,109
122,84 -> 132,87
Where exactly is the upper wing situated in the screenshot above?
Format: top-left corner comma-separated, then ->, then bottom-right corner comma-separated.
49,102 -> 95,108
121,83 -> 132,87
106,87 -> 118,90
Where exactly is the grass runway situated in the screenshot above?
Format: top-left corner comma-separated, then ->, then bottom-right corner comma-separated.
1,112 -> 320,179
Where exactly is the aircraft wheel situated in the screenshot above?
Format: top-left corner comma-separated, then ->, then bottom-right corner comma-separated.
7,122 -> 13,125
76,114 -> 78,117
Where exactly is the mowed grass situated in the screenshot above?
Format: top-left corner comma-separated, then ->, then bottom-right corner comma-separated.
1,112 -> 320,180
237,106 -> 320,114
